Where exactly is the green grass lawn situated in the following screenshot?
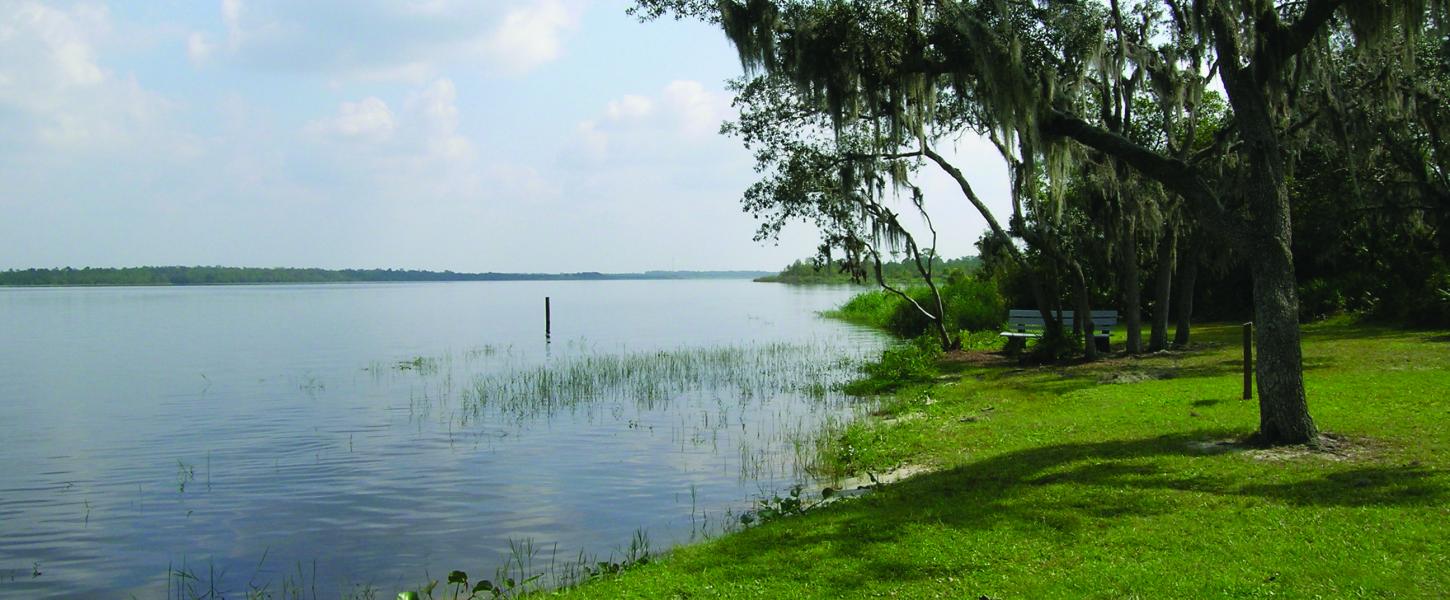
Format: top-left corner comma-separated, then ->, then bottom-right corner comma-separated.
548,321 -> 1449,598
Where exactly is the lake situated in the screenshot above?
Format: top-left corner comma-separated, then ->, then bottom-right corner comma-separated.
0,279 -> 884,597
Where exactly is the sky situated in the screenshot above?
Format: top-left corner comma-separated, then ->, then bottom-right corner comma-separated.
0,0 -> 1013,273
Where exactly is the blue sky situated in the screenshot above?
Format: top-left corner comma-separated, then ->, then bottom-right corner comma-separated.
0,1 -> 1010,272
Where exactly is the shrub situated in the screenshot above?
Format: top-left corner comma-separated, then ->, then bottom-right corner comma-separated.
884,289 -> 943,339
847,335 -> 943,394
942,275 -> 1007,332
958,329 -> 1005,351
865,334 -> 942,380
881,276 -> 1008,339
1019,324 -> 1083,363
1298,277 -> 1346,321
830,289 -> 899,327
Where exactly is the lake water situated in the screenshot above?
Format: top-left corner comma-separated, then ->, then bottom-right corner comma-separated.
0,279 -> 883,597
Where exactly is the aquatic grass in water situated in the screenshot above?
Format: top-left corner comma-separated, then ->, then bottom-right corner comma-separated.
365,336 -> 883,482
456,341 -> 867,421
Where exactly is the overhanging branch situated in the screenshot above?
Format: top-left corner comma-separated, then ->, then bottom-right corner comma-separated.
1041,109 -> 1207,203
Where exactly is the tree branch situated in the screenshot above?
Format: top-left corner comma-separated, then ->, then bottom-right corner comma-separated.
1254,0 -> 1348,85
1041,109 -> 1208,204
919,144 -> 1021,263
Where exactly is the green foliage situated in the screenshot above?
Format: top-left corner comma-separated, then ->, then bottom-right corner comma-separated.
826,289 -> 899,328
1026,326 -> 1080,364
937,273 -> 1007,333
738,484 -> 818,527
403,568 -> 542,600
828,273 -> 1007,340
846,335 -> 941,395
956,329 -> 1004,352
1297,277 -> 1347,322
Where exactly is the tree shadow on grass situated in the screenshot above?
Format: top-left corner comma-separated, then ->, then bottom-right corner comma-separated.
1003,356 -> 1332,396
688,430 -> 1446,593
1299,323 -> 1445,344
903,431 -> 1441,509
1157,355 -> 1335,381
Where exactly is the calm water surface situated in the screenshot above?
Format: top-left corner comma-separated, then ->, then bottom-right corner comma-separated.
0,280 -> 883,597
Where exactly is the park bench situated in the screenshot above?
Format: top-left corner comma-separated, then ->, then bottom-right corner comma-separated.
1001,309 -> 1119,351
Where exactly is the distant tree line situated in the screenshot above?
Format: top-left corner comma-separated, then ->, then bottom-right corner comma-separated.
0,266 -> 772,287
756,255 -> 982,284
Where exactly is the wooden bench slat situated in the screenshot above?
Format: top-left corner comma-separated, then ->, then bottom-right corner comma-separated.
1008,310 -> 1120,318
1000,308 -> 1119,339
1006,318 -> 1118,326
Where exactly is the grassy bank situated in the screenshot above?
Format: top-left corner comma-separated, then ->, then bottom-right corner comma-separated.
547,320 -> 1449,598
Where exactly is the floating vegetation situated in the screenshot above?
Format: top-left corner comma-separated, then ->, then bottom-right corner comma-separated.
395,355 -> 441,375
463,344 -> 508,362
176,460 -> 196,493
298,373 -> 325,397
401,530 -> 657,599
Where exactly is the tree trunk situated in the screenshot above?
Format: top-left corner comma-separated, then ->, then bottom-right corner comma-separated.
1119,214 -> 1142,354
870,245 -> 956,352
1149,225 -> 1176,351
1215,37 -> 1318,444
1070,262 -> 1098,360
1241,154 -> 1317,443
917,256 -> 956,351
1248,238 -> 1316,443
1027,260 -> 1059,332
1173,244 -> 1198,347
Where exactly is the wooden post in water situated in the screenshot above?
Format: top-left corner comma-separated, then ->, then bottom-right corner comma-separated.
545,296 -> 552,341
1242,322 -> 1253,400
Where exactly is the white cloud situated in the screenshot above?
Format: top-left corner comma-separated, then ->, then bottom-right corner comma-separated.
303,79 -> 469,156
222,0 -> 244,44
575,120 -> 608,159
210,0 -> 584,81
187,32 -> 215,65
297,78 -> 480,204
605,95 -> 654,121
0,2 -> 179,151
2,3 -> 106,87
406,78 -> 472,160
484,0 -> 580,75
569,80 -> 733,163
306,97 -> 397,142
483,162 -> 563,201
660,80 -> 728,137
342,61 -> 435,85
222,0 -> 244,24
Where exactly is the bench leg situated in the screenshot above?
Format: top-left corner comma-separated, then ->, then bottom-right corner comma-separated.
1004,336 -> 1027,355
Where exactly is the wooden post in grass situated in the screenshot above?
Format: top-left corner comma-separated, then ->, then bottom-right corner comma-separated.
1243,322 -> 1253,400
545,297 -> 551,341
